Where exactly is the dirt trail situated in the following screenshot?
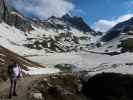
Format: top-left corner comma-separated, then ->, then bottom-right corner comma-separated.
0,76 -> 42,100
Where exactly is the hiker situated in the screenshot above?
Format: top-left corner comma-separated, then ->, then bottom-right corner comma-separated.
8,61 -> 22,99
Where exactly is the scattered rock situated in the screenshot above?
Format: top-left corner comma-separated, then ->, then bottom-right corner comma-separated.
29,92 -> 43,100
54,64 -> 76,72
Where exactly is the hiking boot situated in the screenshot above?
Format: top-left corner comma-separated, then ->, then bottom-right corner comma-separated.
8,94 -> 12,99
13,92 -> 17,96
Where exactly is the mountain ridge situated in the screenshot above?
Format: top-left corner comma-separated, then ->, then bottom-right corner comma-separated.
102,17 -> 133,42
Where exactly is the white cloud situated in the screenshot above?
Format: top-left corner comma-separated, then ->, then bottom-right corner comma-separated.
94,13 -> 133,32
9,0 -> 75,20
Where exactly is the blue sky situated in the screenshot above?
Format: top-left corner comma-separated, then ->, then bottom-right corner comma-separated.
10,0 -> 133,32
71,0 -> 133,31
72,0 -> 131,24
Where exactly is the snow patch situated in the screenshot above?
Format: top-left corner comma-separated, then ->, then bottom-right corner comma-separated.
23,67 -> 60,75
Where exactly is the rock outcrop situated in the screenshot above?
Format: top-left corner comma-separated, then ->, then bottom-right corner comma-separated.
28,74 -> 88,100
0,0 -> 32,31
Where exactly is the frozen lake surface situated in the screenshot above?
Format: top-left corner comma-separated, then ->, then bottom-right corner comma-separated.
26,52 -> 133,75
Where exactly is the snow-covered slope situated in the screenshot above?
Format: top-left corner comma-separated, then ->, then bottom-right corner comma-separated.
0,22 -> 47,56
96,16 -> 133,53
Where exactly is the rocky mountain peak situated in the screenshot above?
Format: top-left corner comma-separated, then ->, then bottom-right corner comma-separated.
62,14 -> 94,33
102,17 -> 133,42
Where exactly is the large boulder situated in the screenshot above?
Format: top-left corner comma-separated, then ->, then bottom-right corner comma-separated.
82,73 -> 133,100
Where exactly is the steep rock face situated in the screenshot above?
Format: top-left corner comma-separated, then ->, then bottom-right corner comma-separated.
0,0 -> 32,31
4,12 -> 32,32
62,14 -> 94,34
0,0 -> 7,21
